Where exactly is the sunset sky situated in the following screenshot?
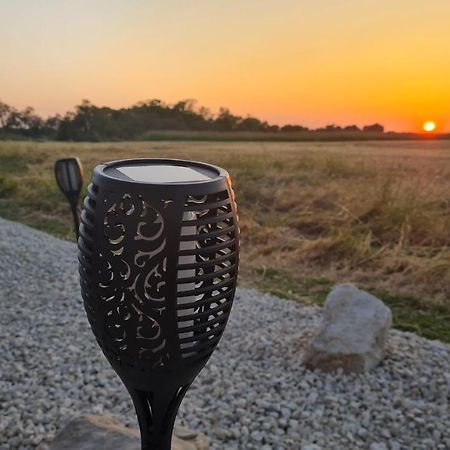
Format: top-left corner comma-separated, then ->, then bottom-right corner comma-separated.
1,0 -> 449,131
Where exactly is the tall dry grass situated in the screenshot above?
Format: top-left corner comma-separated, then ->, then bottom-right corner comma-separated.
1,140 -> 450,339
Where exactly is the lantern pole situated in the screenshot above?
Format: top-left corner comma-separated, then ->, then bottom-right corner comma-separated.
69,198 -> 80,240
54,157 -> 84,240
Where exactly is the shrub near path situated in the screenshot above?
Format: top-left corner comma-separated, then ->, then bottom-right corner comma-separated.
1,140 -> 449,342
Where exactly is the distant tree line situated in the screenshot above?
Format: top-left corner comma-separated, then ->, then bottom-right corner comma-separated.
0,99 -> 385,141
0,101 -> 60,139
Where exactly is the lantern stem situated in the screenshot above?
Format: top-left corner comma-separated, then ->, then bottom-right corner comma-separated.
70,201 -> 80,240
126,384 -> 191,450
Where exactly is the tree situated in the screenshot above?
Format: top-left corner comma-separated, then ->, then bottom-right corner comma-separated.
173,99 -> 196,113
214,108 -> 240,131
198,106 -> 212,120
325,124 -> 342,131
363,123 -> 384,133
344,125 -> 360,131
0,101 -> 11,128
75,99 -> 95,134
45,114 -> 62,130
280,124 -> 309,132
237,116 -> 264,132
19,107 -> 44,137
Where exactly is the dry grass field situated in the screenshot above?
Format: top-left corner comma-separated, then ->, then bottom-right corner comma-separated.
1,140 -> 449,341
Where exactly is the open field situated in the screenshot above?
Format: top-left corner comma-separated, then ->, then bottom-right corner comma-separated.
1,140 -> 450,342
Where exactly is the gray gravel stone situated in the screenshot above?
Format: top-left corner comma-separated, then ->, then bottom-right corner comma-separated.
1,218 -> 449,450
369,443 -> 388,450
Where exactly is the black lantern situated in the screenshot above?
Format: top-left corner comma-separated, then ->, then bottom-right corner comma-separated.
78,159 -> 239,450
54,157 -> 84,239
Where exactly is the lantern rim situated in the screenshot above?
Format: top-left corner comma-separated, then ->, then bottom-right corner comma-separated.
96,158 -> 229,187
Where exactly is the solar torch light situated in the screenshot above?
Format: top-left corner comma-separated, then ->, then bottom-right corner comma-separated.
54,157 -> 84,239
78,159 -> 239,450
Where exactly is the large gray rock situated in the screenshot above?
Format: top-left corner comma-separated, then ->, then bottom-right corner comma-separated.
303,284 -> 392,373
49,414 -> 209,450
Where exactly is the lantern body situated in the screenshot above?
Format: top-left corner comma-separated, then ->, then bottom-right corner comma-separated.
78,159 -> 239,449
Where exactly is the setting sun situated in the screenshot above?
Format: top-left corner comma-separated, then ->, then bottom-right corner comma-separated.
423,121 -> 437,132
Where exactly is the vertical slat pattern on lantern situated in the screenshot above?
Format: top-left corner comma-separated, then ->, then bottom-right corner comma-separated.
78,159 -> 239,450
176,189 -> 238,363
78,182 -> 98,328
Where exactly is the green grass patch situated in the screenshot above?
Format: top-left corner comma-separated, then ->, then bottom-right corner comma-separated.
369,289 -> 450,343
0,175 -> 18,197
254,266 -> 334,303
254,266 -> 450,343
0,201 -> 74,241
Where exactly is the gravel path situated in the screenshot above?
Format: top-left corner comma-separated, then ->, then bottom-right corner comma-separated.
0,218 -> 449,450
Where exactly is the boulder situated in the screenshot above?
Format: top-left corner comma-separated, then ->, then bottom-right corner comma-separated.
303,284 -> 392,373
49,414 -> 209,450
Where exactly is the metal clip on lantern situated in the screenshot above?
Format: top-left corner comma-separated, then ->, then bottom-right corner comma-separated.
54,157 -> 84,239
78,159 -> 239,450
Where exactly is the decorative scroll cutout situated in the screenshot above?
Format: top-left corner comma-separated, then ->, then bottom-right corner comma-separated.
99,192 -> 170,368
